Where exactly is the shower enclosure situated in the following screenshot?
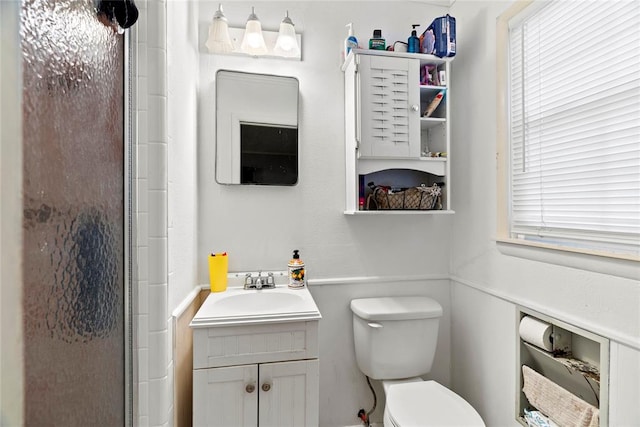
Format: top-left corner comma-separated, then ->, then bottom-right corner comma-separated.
19,0 -> 134,424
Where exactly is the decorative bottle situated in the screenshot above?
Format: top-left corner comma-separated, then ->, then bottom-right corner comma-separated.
288,249 -> 306,289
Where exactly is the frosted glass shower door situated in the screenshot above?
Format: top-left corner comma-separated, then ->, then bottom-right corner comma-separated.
21,0 -> 126,424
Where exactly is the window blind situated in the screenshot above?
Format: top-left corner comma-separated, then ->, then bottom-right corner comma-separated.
509,0 -> 640,255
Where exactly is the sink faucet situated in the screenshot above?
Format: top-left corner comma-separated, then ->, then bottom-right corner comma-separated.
243,271 -> 277,290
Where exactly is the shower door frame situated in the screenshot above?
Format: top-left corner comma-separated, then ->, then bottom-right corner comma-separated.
124,29 -> 136,427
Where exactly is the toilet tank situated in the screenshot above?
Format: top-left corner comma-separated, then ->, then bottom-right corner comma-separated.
350,297 -> 443,380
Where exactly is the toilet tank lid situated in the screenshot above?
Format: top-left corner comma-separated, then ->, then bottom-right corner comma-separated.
350,297 -> 443,321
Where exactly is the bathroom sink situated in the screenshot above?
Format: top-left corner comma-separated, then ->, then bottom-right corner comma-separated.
190,285 -> 321,327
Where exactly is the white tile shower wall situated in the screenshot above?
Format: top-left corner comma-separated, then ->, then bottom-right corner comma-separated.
134,0 -> 171,425
132,0 -> 149,422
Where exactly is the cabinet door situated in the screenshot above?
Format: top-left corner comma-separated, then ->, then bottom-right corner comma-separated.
258,359 -> 319,427
193,365 -> 258,427
358,54 -> 420,158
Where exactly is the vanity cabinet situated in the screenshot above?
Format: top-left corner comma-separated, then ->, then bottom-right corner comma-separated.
343,49 -> 454,214
194,359 -> 318,427
192,319 -> 320,427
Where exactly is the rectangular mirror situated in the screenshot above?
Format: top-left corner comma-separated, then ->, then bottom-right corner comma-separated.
215,70 -> 299,185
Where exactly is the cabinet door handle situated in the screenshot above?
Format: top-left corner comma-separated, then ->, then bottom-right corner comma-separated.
261,383 -> 271,392
245,383 -> 256,393
411,104 -> 419,112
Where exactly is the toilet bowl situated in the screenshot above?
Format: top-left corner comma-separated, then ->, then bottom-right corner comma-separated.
383,380 -> 484,427
350,297 -> 485,427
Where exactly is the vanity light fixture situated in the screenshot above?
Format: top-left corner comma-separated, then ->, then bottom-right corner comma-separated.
240,7 -> 268,56
273,11 -> 300,58
205,4 -> 234,54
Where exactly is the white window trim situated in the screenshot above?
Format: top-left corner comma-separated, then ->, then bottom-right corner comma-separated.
495,0 -> 640,279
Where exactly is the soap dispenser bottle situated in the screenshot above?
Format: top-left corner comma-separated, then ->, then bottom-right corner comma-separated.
288,249 -> 306,289
344,23 -> 358,60
408,24 -> 420,53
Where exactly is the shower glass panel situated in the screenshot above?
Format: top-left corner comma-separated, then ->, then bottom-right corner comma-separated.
21,0 -> 125,424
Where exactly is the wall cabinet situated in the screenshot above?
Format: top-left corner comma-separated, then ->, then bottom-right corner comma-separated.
343,49 -> 454,214
192,320 -> 320,427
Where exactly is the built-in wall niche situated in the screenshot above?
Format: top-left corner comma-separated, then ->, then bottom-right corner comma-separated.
215,70 -> 299,185
516,308 -> 609,426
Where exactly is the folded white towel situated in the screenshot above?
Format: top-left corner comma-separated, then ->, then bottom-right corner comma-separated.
522,365 -> 599,427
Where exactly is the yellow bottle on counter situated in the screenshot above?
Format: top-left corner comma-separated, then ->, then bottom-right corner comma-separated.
288,249 -> 305,289
208,252 -> 228,292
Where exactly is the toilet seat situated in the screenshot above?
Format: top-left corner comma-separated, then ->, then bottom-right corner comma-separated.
385,380 -> 485,427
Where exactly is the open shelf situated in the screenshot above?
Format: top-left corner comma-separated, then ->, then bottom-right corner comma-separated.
522,341 -> 601,386
357,158 -> 446,176
516,308 -> 609,426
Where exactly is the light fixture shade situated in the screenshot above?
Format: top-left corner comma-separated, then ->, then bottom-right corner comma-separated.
274,11 -> 300,57
205,4 -> 234,54
240,7 -> 267,56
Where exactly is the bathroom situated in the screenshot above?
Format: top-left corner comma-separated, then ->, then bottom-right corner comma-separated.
1,0 -> 639,426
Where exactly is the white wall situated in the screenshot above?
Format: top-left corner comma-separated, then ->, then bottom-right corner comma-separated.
448,1 -> 640,425
195,1 -> 451,280
167,0 -> 199,326
166,1 -> 640,426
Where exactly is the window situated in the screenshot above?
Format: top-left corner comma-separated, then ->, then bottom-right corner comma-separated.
505,0 -> 640,257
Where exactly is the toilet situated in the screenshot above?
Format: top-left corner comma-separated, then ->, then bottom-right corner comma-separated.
350,296 -> 485,427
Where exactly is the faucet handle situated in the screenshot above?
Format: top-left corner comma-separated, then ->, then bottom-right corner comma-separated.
244,273 -> 253,286
266,272 -> 275,286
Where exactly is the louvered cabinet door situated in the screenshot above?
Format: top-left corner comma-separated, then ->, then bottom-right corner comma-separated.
358,54 -> 421,158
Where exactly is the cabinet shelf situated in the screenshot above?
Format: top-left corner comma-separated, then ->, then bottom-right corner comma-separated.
344,209 -> 455,215
343,48 -> 452,70
420,117 -> 446,129
358,157 -> 446,176
420,85 -> 447,92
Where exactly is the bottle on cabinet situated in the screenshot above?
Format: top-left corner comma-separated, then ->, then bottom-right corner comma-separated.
344,23 -> 358,60
288,249 -> 306,289
408,25 -> 420,53
369,29 -> 386,50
